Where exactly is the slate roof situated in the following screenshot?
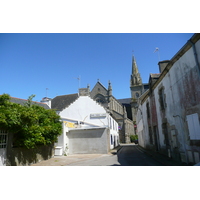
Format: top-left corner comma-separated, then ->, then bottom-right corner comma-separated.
150,73 -> 160,79
117,98 -> 133,120
10,97 -> 50,109
117,98 -> 132,104
51,93 -> 79,111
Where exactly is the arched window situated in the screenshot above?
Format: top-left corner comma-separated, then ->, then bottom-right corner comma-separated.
94,94 -> 106,105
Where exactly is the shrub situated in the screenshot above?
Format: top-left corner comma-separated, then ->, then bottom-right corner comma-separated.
0,94 -> 62,149
130,134 -> 138,143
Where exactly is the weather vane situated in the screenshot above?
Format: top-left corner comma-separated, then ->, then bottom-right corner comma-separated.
153,47 -> 160,62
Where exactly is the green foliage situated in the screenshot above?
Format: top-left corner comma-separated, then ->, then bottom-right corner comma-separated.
130,134 -> 138,143
0,94 -> 62,149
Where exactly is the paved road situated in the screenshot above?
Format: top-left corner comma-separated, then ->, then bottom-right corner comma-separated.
67,144 -> 164,166
116,144 -> 163,166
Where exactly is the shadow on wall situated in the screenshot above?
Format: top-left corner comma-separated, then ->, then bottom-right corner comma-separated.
6,144 -> 54,166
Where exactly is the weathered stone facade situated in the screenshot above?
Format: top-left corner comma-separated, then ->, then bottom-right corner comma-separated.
136,33 -> 200,165
90,80 -> 135,143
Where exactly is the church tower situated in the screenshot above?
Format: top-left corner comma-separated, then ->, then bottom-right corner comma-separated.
130,55 -> 144,122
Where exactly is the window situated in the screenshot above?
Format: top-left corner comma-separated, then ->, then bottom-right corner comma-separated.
94,94 -> 106,105
162,123 -> 169,145
110,135 -> 113,145
96,98 -> 105,104
149,127 -> 153,144
159,87 -> 166,110
0,130 -> 7,149
171,130 -> 177,148
146,102 -> 150,118
135,92 -> 139,98
186,113 -> 200,140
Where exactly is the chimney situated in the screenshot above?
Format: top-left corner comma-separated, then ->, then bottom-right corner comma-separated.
41,97 -> 52,108
79,87 -> 90,96
158,60 -> 170,73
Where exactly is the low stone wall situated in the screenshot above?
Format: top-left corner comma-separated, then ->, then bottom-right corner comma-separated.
6,144 -> 55,166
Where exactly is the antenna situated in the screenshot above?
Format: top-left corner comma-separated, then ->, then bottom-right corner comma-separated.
46,88 -> 49,97
74,75 -> 81,92
77,75 -> 81,88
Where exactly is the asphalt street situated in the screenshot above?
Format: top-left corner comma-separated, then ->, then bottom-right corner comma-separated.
67,144 -> 164,166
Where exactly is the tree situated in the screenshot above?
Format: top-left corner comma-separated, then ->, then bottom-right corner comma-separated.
0,94 -> 62,149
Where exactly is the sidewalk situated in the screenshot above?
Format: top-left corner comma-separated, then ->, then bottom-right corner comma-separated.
136,145 -> 188,166
31,144 -> 186,166
31,154 -> 105,166
31,145 -> 122,166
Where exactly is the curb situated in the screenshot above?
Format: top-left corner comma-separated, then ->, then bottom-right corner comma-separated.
110,145 -> 123,155
136,145 -> 185,166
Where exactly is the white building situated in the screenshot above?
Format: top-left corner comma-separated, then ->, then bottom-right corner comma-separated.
45,88 -> 119,155
136,33 -> 200,164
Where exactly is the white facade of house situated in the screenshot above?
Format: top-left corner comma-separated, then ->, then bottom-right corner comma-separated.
55,95 -> 119,155
136,34 -> 200,164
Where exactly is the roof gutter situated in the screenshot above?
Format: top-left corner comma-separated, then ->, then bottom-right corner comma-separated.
188,38 -> 200,78
151,33 -> 200,91
139,33 -> 200,105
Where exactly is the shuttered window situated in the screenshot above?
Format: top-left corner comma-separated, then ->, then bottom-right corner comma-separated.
186,113 -> 200,140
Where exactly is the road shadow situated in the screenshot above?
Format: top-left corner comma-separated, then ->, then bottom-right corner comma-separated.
110,144 -> 165,166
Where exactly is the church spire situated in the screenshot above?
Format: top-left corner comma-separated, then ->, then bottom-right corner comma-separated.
108,80 -> 112,102
130,55 -> 142,87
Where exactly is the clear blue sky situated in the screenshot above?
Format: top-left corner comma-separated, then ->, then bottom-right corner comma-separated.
0,33 -> 194,101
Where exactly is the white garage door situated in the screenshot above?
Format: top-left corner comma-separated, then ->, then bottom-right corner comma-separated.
67,128 -> 109,154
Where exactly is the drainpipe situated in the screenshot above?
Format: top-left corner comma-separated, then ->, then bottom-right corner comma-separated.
188,39 -> 200,78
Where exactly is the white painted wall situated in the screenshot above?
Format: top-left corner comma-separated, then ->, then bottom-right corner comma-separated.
136,102 -> 146,148
60,96 -> 108,127
108,115 -> 119,149
55,122 -> 69,155
55,95 -> 119,155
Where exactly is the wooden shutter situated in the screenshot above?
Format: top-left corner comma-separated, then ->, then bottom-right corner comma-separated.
186,113 -> 200,140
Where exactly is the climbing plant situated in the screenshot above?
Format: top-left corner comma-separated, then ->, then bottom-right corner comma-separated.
0,94 -> 62,149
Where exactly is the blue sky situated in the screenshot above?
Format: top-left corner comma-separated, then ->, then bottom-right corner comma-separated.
0,33 -> 194,101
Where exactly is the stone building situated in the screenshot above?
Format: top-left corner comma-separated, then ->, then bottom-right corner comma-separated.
90,80 -> 135,143
136,33 -> 200,165
130,55 -> 149,122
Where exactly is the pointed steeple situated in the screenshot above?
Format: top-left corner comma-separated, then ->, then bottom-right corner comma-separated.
130,55 -> 142,87
108,80 -> 112,102
123,106 -> 127,119
108,80 -> 112,93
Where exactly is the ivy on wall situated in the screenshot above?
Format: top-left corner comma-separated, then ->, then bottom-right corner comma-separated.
0,94 -> 62,149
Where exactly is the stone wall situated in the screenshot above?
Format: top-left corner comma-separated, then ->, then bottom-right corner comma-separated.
6,144 -> 54,166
